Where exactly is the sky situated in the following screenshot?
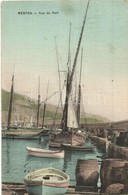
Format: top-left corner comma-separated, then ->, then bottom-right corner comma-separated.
1,0 -> 128,122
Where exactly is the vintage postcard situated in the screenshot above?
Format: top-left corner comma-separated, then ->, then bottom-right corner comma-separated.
1,0 -> 128,194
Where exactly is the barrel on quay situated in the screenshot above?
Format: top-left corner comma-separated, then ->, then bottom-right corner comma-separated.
100,158 -> 128,192
75,159 -> 99,192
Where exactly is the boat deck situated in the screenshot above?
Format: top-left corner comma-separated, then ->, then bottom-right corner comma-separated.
30,174 -> 64,181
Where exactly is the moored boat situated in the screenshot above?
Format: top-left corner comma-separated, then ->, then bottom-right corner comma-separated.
61,143 -> 96,151
26,146 -> 64,158
2,127 -> 50,140
49,1 -> 91,148
2,133 -> 40,140
49,130 -> 85,148
24,167 -> 70,195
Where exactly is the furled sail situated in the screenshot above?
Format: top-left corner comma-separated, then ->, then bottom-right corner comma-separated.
67,71 -> 78,129
67,94 -> 78,129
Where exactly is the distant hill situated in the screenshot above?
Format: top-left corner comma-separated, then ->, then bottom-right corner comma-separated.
1,89 -> 110,126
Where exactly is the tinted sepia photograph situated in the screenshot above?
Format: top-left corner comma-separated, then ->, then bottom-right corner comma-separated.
1,0 -> 128,194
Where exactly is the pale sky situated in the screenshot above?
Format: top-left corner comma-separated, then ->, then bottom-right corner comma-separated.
1,0 -> 128,121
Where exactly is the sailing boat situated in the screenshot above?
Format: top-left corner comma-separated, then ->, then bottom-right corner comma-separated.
49,0 -> 90,148
3,75 -> 43,139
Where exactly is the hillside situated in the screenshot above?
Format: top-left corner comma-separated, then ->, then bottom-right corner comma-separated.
1,89 -> 110,126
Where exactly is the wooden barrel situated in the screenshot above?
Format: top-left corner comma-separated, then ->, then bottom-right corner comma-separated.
100,158 -> 128,192
75,159 -> 99,187
105,183 -> 124,193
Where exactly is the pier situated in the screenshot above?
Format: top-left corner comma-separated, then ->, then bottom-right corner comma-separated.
89,136 -> 110,153
89,133 -> 128,160
108,143 -> 128,160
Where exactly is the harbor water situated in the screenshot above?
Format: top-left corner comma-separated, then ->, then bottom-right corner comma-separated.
2,137 -> 104,185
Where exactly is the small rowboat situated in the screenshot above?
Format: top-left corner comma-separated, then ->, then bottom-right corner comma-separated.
24,167 -> 70,195
61,143 -> 96,151
26,146 -> 64,158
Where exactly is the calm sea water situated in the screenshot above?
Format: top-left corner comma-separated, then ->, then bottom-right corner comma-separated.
2,137 -> 104,185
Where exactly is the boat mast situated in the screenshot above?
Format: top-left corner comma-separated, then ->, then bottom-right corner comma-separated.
37,76 -> 40,128
42,81 -> 49,128
61,0 -> 90,131
7,74 -> 14,130
77,48 -> 83,126
69,0 -> 90,89
61,23 -> 72,130
68,23 -> 72,71
54,37 -> 63,110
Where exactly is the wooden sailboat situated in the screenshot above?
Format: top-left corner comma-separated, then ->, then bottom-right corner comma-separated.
61,48 -> 96,151
3,75 -> 44,139
49,1 -> 90,148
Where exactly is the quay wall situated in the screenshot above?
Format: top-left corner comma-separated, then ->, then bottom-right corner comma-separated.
90,136 -> 110,153
90,136 -> 128,160
108,143 -> 128,160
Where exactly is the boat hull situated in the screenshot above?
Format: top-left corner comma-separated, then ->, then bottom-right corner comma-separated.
26,184 -> 68,195
2,129 -> 50,139
2,134 -> 39,140
61,143 -> 96,151
26,147 -> 64,158
24,167 -> 70,195
49,131 -> 85,147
